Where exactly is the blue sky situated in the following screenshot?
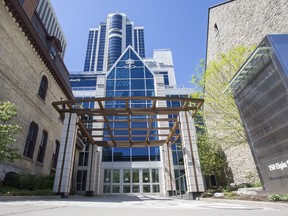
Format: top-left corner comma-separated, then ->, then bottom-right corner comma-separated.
50,0 -> 226,88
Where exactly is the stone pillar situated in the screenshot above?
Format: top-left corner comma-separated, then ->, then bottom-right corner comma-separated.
85,144 -> 98,196
53,112 -> 78,197
91,75 -> 106,195
155,74 -> 176,196
179,111 -> 204,199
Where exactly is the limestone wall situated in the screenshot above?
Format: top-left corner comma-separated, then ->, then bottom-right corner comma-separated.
206,0 -> 288,184
207,0 -> 288,63
0,2 -> 68,179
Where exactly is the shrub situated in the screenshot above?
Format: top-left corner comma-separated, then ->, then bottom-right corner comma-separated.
268,194 -> 288,202
2,173 -> 54,190
268,194 -> 282,201
244,181 -> 262,188
0,187 -> 53,196
201,191 -> 214,198
224,191 -> 237,199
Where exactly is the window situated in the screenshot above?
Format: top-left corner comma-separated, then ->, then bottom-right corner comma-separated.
76,170 -> 87,191
78,144 -> 89,166
23,122 -> 39,159
50,46 -> 57,60
18,0 -> 25,6
37,130 -> 48,163
214,23 -> 219,36
38,75 -> 48,101
51,140 -> 60,169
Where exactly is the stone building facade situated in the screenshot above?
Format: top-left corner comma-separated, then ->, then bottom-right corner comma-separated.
206,0 -> 288,184
0,0 -> 74,179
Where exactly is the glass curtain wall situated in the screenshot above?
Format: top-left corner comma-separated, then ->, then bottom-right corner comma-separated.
103,48 -> 160,162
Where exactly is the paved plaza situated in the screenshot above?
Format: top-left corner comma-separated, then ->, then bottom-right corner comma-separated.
1,195 -> 288,216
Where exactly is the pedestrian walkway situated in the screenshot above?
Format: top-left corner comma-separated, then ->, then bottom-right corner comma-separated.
0,195 -> 288,216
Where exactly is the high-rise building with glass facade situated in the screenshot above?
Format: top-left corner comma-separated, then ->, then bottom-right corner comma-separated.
65,13 -> 204,197
36,0 -> 67,58
83,13 -> 145,72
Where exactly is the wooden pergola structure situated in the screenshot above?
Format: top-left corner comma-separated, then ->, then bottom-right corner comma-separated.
52,96 -> 204,147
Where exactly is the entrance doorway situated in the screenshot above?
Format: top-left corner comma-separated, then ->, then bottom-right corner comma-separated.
102,168 -> 160,194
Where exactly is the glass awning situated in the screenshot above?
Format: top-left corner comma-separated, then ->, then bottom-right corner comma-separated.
223,47 -> 271,95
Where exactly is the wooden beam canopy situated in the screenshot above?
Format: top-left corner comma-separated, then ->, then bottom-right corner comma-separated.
52,96 -> 203,147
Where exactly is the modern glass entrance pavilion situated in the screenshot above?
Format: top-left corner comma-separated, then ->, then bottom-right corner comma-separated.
52,95 -> 204,197
52,46 -> 204,198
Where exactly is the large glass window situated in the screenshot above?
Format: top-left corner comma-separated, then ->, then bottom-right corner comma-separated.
113,169 -> 120,183
36,130 -> 48,163
172,142 -> 184,165
150,147 -> 160,161
23,122 -> 39,159
102,147 -> 113,161
104,169 -> 111,184
113,148 -> 130,161
76,170 -> 87,191
51,140 -> 60,169
78,144 -> 89,166
132,169 -> 139,183
132,147 -> 149,161
38,75 -> 48,101
103,48 -> 156,162
152,169 -> 159,183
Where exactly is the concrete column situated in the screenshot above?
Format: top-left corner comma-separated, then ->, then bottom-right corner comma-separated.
92,75 -> 106,195
53,112 -> 78,197
179,111 -> 204,199
85,144 -> 98,196
155,74 -> 176,196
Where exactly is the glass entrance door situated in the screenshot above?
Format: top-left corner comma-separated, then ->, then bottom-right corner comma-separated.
103,168 -> 160,194
132,169 -> 140,193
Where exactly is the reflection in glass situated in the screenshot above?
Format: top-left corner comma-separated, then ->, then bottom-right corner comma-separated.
132,185 -> 139,193
150,147 -> 160,161
113,169 -> 120,183
123,185 -> 130,193
112,185 -> 120,193
103,185 -> 110,193
123,169 -> 131,183
132,169 -> 139,183
104,169 -> 111,183
102,147 -> 113,161
113,147 -> 130,161
132,147 -> 149,161
142,169 -> 150,183
152,185 -> 160,193
143,185 -> 150,193
152,169 -> 159,183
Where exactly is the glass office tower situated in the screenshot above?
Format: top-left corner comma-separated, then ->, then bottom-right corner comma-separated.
70,13 -> 203,196
83,13 -> 145,72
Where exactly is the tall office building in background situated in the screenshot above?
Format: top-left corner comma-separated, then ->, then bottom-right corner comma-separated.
83,13 -> 145,72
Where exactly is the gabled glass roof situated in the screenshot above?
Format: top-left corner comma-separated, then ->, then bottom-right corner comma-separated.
107,46 -> 154,79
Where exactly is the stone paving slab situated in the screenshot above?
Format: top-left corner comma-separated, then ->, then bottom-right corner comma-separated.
0,195 -> 288,216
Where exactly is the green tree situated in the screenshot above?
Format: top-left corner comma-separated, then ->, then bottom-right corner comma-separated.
0,101 -> 21,162
197,136 -> 226,186
193,45 -> 256,148
191,45 -> 257,186
190,103 -> 226,187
